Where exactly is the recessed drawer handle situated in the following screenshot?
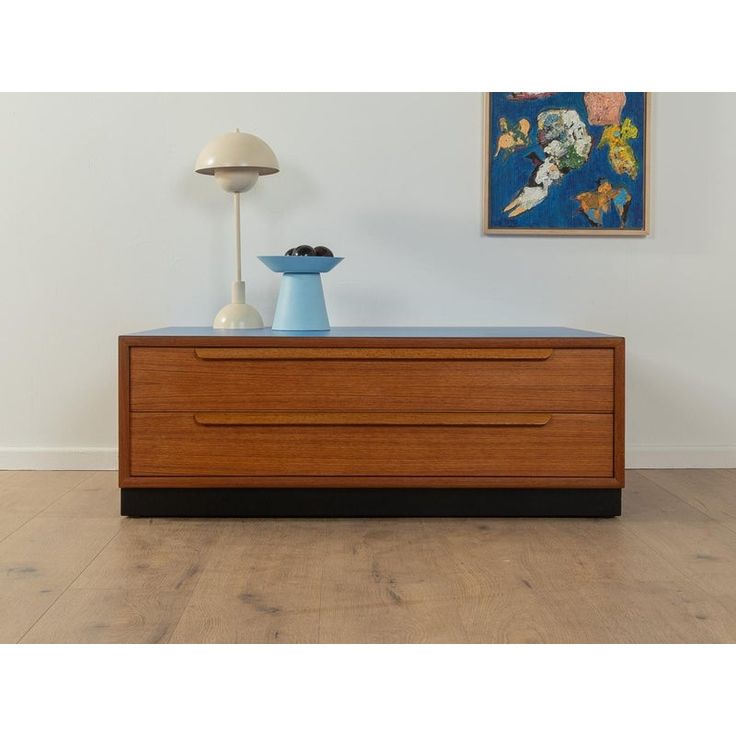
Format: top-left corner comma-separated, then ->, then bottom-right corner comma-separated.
194,348 -> 553,361
193,412 -> 552,427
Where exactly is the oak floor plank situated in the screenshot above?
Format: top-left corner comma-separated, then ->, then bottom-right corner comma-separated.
317,519 -> 469,643
0,471 -> 96,542
170,520 -> 326,643
21,590 -> 188,644
639,468 -> 736,533
426,517 -> 701,642
625,472 -> 736,590
6,469 -> 736,643
542,579 -> 736,643
620,471 -> 736,636
0,516 -> 121,642
22,519 -> 224,643
428,519 -> 609,643
426,498 -> 736,643
432,516 -> 680,589
0,471 -> 96,511
70,519 -> 222,592
39,472 -> 121,519
0,471 -> 19,487
0,514 -> 29,545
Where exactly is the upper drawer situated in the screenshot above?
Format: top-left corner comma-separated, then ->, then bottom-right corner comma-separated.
129,346 -> 614,413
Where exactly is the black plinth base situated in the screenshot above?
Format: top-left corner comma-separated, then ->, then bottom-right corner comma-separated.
121,487 -> 621,518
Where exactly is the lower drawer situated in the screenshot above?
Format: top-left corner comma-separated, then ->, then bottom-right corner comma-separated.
130,413 -> 613,478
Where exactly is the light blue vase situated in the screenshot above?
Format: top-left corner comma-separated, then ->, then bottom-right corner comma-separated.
258,256 -> 343,331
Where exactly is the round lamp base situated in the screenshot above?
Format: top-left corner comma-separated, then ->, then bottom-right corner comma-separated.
212,302 -> 264,329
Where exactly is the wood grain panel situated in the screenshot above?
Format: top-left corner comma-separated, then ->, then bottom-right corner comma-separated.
119,474 -> 621,489
119,337 -> 131,488
130,347 -> 614,413
613,337 -> 625,486
130,412 -> 613,478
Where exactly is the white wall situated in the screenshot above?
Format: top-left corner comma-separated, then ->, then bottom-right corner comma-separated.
0,93 -> 734,469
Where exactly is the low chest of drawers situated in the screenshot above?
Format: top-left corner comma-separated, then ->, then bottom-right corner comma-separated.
119,327 -> 624,517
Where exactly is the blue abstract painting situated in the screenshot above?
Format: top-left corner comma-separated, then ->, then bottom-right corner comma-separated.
484,93 -> 648,234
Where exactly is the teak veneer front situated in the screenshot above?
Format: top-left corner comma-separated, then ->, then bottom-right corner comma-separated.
119,327 -> 625,517
130,347 -> 614,413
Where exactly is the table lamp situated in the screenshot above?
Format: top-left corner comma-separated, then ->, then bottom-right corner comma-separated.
195,130 -> 279,328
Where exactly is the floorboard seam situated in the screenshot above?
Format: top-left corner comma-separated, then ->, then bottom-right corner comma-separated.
164,526 -> 232,644
0,471 -> 99,545
420,519 -> 472,644
315,521 -> 327,645
0,471 -> 19,488
624,475 -> 736,636
637,470 -> 736,541
17,523 -> 123,643
624,519 -> 736,639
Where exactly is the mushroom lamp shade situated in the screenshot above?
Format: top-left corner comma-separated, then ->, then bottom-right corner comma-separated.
195,130 -> 279,329
195,131 -> 279,191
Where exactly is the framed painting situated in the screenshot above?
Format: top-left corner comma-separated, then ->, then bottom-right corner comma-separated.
483,92 -> 650,235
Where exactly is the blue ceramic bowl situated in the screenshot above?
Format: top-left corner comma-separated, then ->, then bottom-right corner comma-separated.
258,255 -> 343,274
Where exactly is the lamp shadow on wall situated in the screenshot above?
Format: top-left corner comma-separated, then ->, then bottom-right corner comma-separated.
251,159 -> 321,215
175,158 -> 320,247
174,158 -> 321,220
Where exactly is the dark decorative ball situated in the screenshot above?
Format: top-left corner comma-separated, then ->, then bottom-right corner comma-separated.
313,246 -> 334,257
284,247 -> 296,256
293,245 -> 315,256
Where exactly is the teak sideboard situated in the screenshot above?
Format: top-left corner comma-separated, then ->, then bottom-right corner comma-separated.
119,327 -> 624,517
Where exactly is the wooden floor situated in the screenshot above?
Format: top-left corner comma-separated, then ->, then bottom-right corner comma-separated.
1,469 -> 736,643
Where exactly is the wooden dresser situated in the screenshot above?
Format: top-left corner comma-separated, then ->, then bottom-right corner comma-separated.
119,327 -> 624,517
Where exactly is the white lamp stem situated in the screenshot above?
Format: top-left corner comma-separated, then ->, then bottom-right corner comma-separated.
234,191 -> 242,283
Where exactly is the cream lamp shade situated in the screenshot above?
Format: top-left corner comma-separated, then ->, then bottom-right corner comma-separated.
195,131 -> 279,193
195,129 -> 280,329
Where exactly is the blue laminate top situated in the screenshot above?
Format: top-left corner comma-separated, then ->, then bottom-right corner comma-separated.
124,326 -> 618,338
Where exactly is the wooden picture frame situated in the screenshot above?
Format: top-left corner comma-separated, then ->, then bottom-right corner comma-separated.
483,92 -> 650,236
